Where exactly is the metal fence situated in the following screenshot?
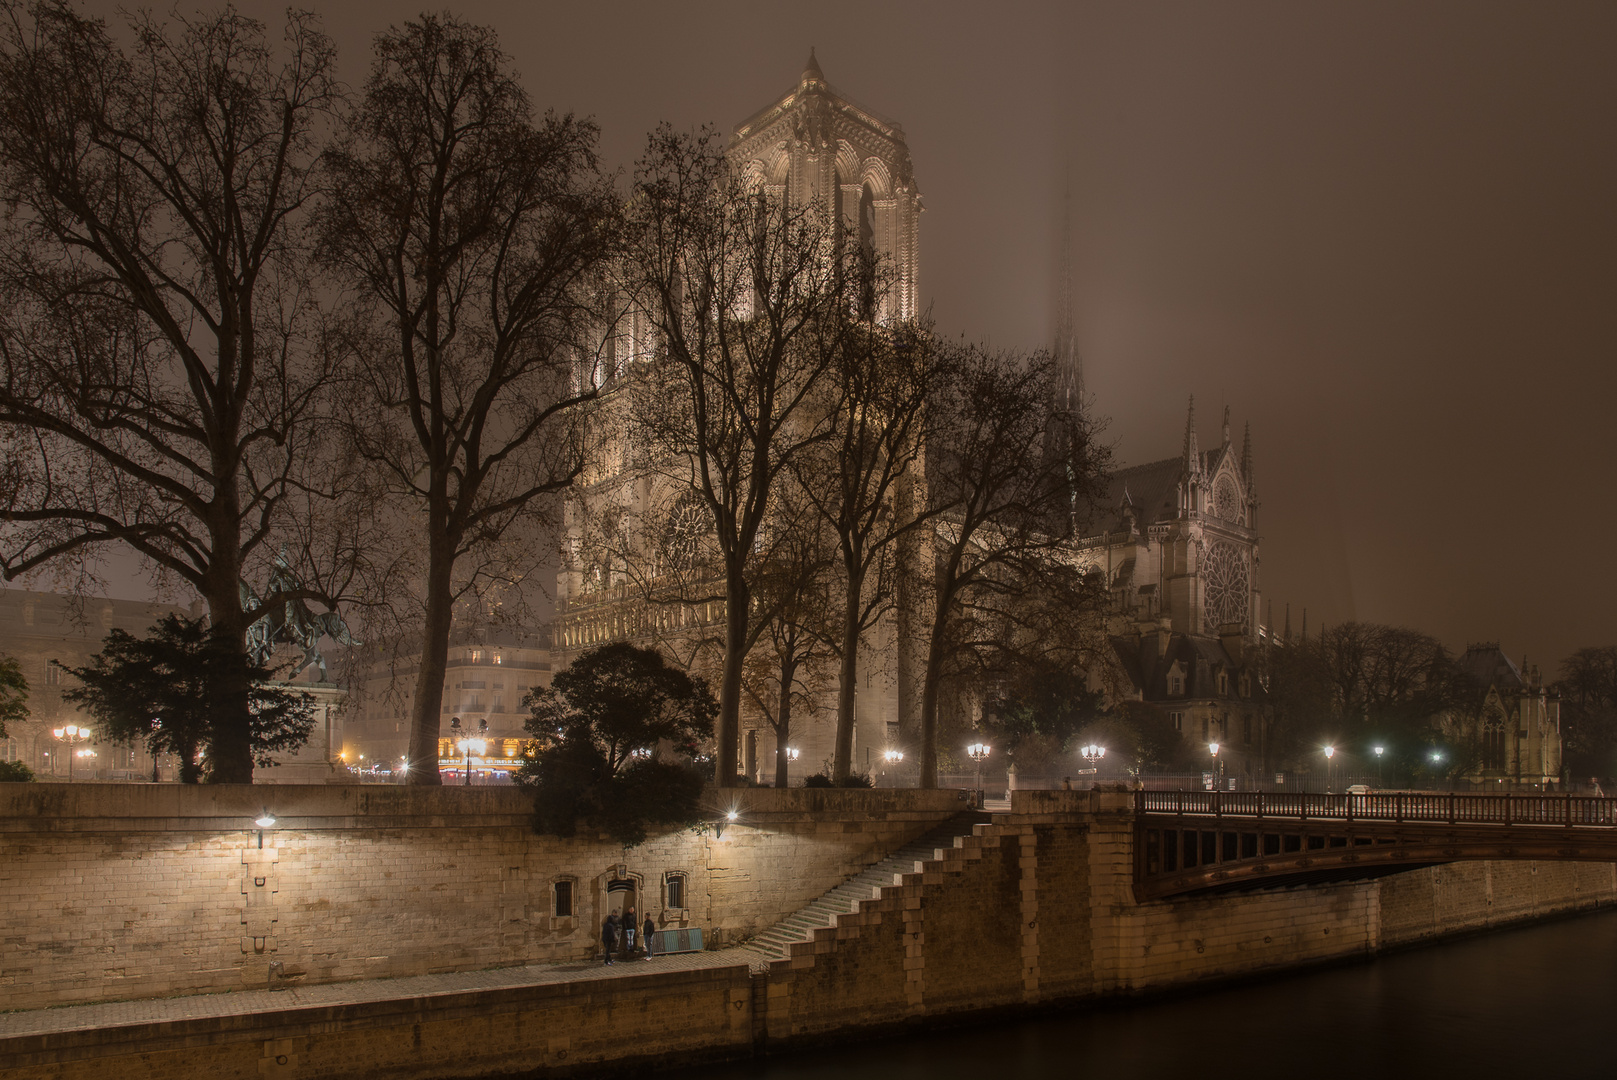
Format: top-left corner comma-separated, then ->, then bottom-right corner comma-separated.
1137,789 -> 1617,827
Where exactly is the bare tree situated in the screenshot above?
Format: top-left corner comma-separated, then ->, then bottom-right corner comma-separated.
625,127 -> 855,787
0,3 -> 340,781
797,319 -> 936,782
318,14 -> 617,784
915,345 -> 1108,787
741,479 -> 836,787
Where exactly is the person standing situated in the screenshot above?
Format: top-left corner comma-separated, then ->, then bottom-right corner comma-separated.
601,912 -> 619,965
623,906 -> 637,960
642,913 -> 657,961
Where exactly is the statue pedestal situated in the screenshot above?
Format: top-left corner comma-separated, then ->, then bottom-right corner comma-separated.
253,682 -> 351,784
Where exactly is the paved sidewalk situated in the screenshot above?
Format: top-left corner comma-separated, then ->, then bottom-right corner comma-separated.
0,947 -> 754,1041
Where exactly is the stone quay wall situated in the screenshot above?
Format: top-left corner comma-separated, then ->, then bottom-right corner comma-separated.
0,783 -> 970,1010
3,787 -> 1615,1079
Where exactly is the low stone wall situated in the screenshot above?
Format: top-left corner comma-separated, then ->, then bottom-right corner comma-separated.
4,786 -> 1613,1079
0,963 -> 756,1080
0,783 -> 967,1010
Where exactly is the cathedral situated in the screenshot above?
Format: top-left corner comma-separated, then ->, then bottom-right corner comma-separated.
557,52 -> 926,779
1077,402 -> 1271,781
558,51 -> 1270,782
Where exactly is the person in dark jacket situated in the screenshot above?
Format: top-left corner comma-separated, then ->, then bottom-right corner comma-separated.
642,913 -> 657,960
623,906 -> 637,959
601,913 -> 619,965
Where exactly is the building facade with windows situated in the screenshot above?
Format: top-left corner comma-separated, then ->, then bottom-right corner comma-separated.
344,629 -> 554,780
0,588 -> 192,778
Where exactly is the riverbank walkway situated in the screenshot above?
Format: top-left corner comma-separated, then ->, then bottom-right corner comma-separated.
0,945 -> 754,1042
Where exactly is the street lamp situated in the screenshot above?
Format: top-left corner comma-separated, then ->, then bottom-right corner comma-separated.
51,724 -> 93,781
1373,745 -> 1385,785
1323,745 -> 1336,792
1208,742 -> 1222,791
449,716 -> 488,786
1079,744 -> 1106,775
785,747 -> 800,762
881,749 -> 904,788
967,742 -> 991,806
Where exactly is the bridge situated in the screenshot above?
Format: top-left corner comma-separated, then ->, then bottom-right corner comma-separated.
1134,789 -> 1617,899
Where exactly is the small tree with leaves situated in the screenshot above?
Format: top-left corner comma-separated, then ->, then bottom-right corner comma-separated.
0,653 -> 24,737
518,642 -> 714,845
0,654 -> 28,780
62,614 -> 315,783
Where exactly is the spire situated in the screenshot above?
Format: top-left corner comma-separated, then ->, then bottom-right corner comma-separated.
1054,177 -> 1082,412
1301,608 -> 1308,642
801,47 -> 825,87
1241,421 -> 1254,490
1222,405 -> 1231,447
1183,396 -> 1200,475
1283,602 -> 1292,641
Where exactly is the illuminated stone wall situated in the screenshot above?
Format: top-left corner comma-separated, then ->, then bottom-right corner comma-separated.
0,784 -> 966,1010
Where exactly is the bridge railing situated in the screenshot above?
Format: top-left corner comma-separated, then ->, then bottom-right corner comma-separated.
1136,789 -> 1617,827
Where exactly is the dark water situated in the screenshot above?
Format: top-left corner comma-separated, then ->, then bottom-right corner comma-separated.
670,909 -> 1617,1078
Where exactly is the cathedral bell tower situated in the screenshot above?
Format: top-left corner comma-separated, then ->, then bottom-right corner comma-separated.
727,50 -> 923,323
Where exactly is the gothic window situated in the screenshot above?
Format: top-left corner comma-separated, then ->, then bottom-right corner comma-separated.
1170,712 -> 1183,732
1243,715 -> 1253,744
666,491 -> 710,571
553,879 -> 574,918
1213,474 -> 1244,525
1483,709 -> 1506,771
1202,541 -> 1252,632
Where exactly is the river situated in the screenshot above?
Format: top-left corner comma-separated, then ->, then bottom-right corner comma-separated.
668,908 -> 1616,1077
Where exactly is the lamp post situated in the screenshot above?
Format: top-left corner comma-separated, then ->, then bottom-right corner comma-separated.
1323,745 -> 1336,793
882,749 -> 904,787
1373,745 -> 1385,786
1079,743 -> 1106,776
1209,742 -> 1222,792
449,716 -> 488,786
51,724 -> 93,781
967,742 -> 991,806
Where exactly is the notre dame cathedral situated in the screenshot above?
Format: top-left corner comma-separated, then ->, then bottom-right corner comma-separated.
558,51 -> 1270,781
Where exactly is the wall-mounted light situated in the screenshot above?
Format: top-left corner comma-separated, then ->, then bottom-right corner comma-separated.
715,807 -> 739,840
254,809 -> 276,849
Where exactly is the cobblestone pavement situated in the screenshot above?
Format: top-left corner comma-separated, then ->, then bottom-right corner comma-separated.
0,947 -> 759,1040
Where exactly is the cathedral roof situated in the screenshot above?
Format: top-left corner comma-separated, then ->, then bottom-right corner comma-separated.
1459,643 -> 1525,691
1082,456 -> 1182,535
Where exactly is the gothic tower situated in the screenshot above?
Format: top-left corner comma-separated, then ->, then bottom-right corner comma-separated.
727,50 -> 923,322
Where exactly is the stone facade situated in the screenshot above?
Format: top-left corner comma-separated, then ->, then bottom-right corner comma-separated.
342,630 -> 554,779
556,53 -> 926,782
0,784 -> 965,1010
0,588 -> 192,778
1079,403 -> 1273,776
3,787 -> 1614,1078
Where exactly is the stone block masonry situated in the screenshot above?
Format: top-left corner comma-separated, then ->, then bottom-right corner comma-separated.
0,784 -> 967,1010
3,786 -> 1614,1078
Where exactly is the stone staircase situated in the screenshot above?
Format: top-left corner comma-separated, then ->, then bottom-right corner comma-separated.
730,811 -> 988,973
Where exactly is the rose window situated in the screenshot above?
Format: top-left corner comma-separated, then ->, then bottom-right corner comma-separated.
1202,541 -> 1251,631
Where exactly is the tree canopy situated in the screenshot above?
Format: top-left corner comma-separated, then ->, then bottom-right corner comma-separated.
519,643 -> 713,845
0,653 -> 25,738
62,614 -> 315,783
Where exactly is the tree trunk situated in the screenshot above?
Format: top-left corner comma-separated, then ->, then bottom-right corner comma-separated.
405,528 -> 457,786
916,573 -> 958,791
715,574 -> 750,788
202,519 -> 254,783
832,571 -> 862,783
774,653 -> 797,789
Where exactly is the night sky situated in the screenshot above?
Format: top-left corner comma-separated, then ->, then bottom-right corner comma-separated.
76,1 -> 1617,670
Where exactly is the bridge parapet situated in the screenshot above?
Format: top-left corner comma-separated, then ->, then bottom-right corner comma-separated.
1134,789 -> 1617,899
1137,789 -> 1617,827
